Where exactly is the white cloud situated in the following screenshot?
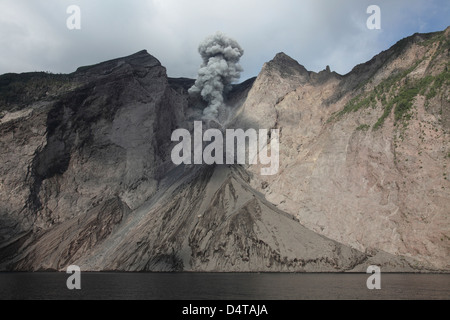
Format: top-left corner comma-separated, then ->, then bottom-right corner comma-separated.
0,0 -> 448,79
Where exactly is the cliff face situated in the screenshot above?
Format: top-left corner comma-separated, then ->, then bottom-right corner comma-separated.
0,28 -> 448,271
242,28 -> 450,270
0,50 -> 187,269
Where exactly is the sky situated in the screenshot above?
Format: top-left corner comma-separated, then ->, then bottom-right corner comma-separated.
0,0 -> 448,81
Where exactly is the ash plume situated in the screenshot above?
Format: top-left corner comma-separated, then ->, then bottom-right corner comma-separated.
189,32 -> 244,120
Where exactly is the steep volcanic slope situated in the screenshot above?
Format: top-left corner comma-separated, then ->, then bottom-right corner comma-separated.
80,165 -> 432,272
241,28 -> 450,270
0,28 -> 448,272
0,51 -> 187,268
5,164 -> 425,272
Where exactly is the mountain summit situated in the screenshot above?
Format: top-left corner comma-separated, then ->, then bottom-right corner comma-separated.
0,28 -> 448,271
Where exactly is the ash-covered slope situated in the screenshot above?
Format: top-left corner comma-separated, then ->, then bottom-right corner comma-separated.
5,164 -> 424,272
0,28 -> 448,272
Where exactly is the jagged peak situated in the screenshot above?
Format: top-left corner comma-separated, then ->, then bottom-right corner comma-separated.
270,52 -> 307,70
272,52 -> 297,62
261,52 -> 309,81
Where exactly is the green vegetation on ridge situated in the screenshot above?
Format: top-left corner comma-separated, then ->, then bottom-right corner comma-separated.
330,62 -> 449,131
329,30 -> 449,131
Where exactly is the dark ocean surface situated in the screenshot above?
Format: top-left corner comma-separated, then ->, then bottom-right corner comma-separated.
0,273 -> 448,300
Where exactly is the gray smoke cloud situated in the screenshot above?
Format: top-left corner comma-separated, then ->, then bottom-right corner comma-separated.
189,32 -> 244,119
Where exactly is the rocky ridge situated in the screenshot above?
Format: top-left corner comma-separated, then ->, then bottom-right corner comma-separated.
0,28 -> 448,271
